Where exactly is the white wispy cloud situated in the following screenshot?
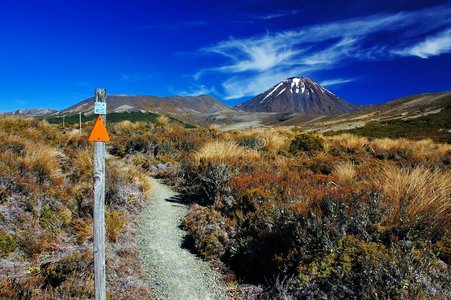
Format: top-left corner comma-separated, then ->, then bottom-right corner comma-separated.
255,9 -> 300,20
195,5 -> 451,99
320,78 -> 357,87
169,84 -> 218,97
393,28 -> 451,58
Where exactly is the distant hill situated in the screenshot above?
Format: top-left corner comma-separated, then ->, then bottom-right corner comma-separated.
3,86 -> 450,135
237,77 -> 357,114
1,108 -> 57,117
297,92 -> 451,140
55,94 -> 237,124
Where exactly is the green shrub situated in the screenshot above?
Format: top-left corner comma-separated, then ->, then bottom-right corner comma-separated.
0,229 -> 17,256
289,133 -> 325,152
331,105 -> 451,143
40,204 -> 64,234
236,136 -> 262,150
42,252 -> 87,287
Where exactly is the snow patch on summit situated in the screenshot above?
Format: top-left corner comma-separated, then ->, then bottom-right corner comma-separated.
289,77 -> 308,94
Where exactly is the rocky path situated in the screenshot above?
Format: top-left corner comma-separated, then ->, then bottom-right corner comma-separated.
137,178 -> 227,300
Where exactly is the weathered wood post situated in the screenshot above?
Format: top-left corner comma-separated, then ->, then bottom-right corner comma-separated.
79,112 -> 82,136
89,88 -> 108,300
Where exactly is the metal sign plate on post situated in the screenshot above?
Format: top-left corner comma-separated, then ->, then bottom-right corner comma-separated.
94,102 -> 107,115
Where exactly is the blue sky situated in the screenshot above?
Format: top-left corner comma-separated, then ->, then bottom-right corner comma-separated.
1,0 -> 451,112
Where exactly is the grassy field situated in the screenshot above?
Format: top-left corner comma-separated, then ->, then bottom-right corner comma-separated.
1,116 -> 450,299
329,105 -> 451,143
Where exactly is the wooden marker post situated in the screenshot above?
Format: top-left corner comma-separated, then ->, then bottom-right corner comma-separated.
79,112 -> 82,136
88,88 -> 109,300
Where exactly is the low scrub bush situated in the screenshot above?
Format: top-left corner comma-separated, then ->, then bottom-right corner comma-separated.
289,133 -> 325,152
0,116 -> 152,298
172,126 -> 450,298
0,229 -> 17,257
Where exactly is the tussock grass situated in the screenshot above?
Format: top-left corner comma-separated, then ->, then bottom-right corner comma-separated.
260,134 -> 287,152
327,133 -> 369,151
72,218 -> 93,244
409,139 -> 451,160
333,161 -> 356,185
127,165 -> 153,195
71,148 -> 93,181
20,143 -> 63,181
106,210 -> 127,242
156,115 -> 170,127
207,124 -> 220,131
193,140 -> 260,164
380,165 -> 451,230
370,138 -> 404,152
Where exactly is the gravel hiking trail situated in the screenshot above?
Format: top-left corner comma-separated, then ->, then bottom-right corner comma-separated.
137,178 -> 227,300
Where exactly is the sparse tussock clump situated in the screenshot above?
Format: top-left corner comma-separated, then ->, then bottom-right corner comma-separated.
71,147 -> 93,181
379,165 -> 451,234
193,140 -> 260,164
333,161 -> 356,185
409,138 -> 451,161
370,137 -> 405,152
114,120 -> 139,134
259,133 -> 288,152
106,210 -> 127,242
328,133 -> 368,151
20,143 -> 63,183
156,115 -> 170,127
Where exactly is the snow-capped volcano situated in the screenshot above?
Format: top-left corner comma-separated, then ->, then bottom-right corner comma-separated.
237,77 -> 356,114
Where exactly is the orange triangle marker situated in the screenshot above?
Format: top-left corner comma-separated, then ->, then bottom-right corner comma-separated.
88,115 -> 110,142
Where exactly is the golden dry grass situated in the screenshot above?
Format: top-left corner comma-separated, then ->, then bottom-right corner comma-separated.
72,148 -> 93,181
333,161 -> 357,185
20,143 -> 63,180
409,139 -> 451,160
370,138 -> 404,152
193,140 -> 260,164
72,218 -> 93,244
380,165 -> 451,228
156,115 -> 170,127
130,167 -> 153,195
207,124 -> 220,131
327,133 -> 369,151
260,134 -> 287,152
368,137 -> 451,160
106,210 -> 127,242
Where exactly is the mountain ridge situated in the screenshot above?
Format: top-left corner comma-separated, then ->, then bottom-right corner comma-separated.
237,77 -> 357,114
1,108 -> 57,117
